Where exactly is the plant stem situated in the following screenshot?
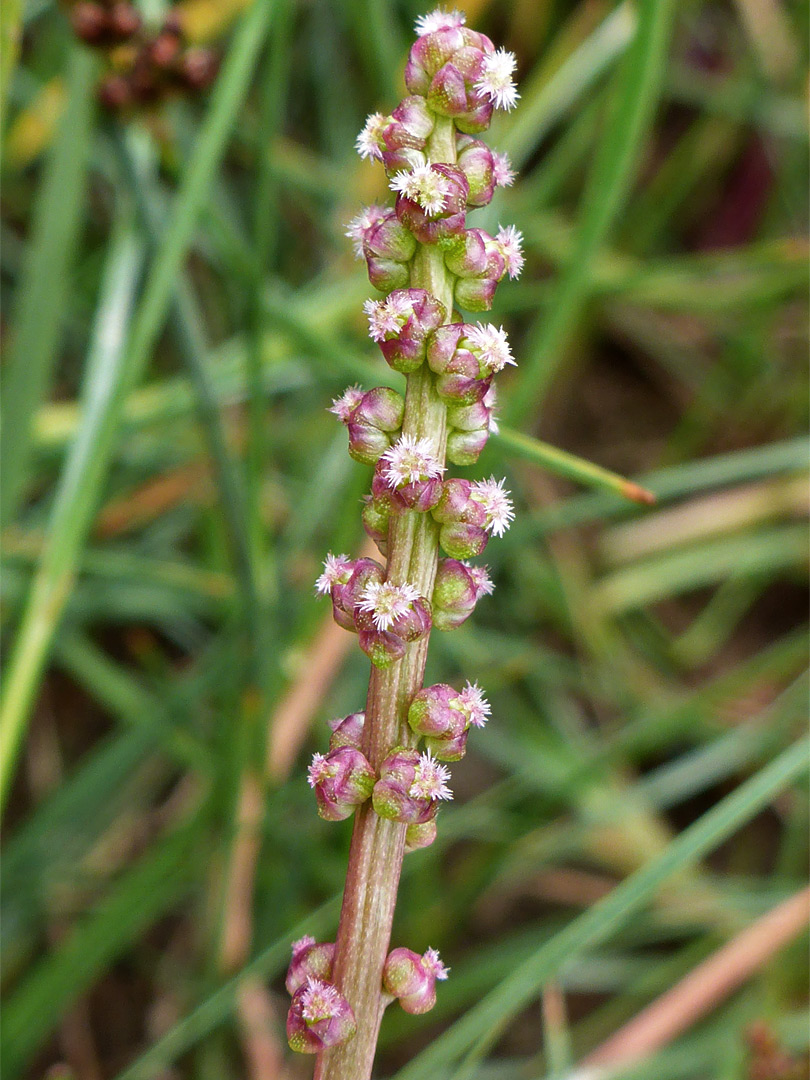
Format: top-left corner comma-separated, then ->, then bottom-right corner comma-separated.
314,118 -> 456,1080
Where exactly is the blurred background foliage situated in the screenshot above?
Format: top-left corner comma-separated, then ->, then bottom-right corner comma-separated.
0,0 -> 808,1078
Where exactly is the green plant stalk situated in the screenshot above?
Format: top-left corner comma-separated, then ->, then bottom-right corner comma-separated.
315,116 -> 457,1080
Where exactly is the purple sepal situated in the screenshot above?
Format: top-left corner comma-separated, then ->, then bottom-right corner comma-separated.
377,289 -> 446,374
447,397 -> 491,432
344,386 -> 405,464
286,978 -> 356,1053
373,461 -> 443,512
405,26 -> 493,94
357,620 -> 408,668
285,937 -> 336,995
381,96 -> 434,173
372,747 -> 447,824
442,228 -> 489,277
331,558 -> 385,631
432,479 -> 488,526
408,684 -> 469,759
439,520 -> 489,560
363,211 -> 417,293
328,710 -> 365,750
309,746 -> 376,821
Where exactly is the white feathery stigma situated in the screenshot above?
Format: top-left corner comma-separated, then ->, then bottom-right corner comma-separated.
307,752 -> 338,788
300,978 -> 341,1021
364,293 -> 413,342
381,434 -> 445,488
415,7 -> 466,35
463,561 -> 495,598
410,750 -> 453,801
475,47 -> 519,111
355,112 -> 388,160
492,151 -> 516,187
358,579 -> 420,632
328,385 -> 364,422
315,552 -> 353,595
496,224 -> 525,278
472,477 -> 514,536
390,164 -> 450,216
345,205 -> 386,257
454,680 -> 491,728
422,946 -> 450,979
465,323 -> 516,373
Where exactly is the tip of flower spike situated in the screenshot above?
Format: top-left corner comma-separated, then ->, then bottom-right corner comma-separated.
475,48 -> 520,112
355,112 -> 387,161
456,680 -> 491,728
496,224 -> 525,279
390,165 -> 451,216
492,151 -> 516,188
300,977 -> 341,1023
409,751 -> 453,801
381,434 -> 445,488
358,579 -> 420,632
364,293 -> 413,342
345,205 -> 386,258
472,478 -> 514,537
414,7 -> 466,35
466,323 -> 516,372
423,947 -> 450,979
329,385 -> 364,422
307,753 -> 338,788
315,552 -> 353,595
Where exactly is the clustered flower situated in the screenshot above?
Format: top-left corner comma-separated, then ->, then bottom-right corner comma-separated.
68,3 -> 218,112
289,7 -> 522,1054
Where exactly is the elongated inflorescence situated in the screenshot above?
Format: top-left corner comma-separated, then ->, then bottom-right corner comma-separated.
287,9 -> 522,1073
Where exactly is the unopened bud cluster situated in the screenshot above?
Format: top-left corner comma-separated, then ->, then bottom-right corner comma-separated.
289,8 -> 522,1058
68,3 -> 218,112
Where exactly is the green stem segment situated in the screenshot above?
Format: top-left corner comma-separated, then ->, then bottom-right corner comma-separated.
314,118 -> 456,1080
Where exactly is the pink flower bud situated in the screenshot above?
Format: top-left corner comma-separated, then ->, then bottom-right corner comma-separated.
286,977 -> 356,1054
405,24 -> 497,130
357,621 -> 408,668
408,682 -> 469,760
308,746 -> 376,821
375,435 -> 445,511
344,205 -> 388,258
366,289 -> 446,374
393,164 -> 469,244
383,946 -> 449,1014
361,495 -> 390,555
439,520 -> 489,560
362,210 -> 417,293
453,233 -> 507,311
380,95 -> 434,173
333,386 -> 405,465
330,558 -> 385,631
285,937 -> 336,994
328,711 -> 365,750
432,557 -> 479,630
432,478 -> 488,526
347,422 -> 392,464
373,747 -> 453,823
456,135 -> 495,207
446,397 -> 491,433
405,818 -> 438,851
442,228 -> 489,277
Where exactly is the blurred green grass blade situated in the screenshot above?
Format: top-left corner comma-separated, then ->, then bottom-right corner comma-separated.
507,0 -> 677,425
492,426 -> 655,504
0,47 -> 95,527
0,0 -> 22,130
113,897 -> 341,1080
393,736 -> 810,1079
0,0 -> 274,813
501,2 -> 636,169
594,525 -> 808,613
0,818 -> 207,1079
0,221 -> 144,813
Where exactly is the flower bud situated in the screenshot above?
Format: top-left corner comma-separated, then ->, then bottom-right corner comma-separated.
365,289 -> 446,374
374,435 -> 445,511
447,397 -> 491,433
432,479 -> 487,525
405,25 -> 497,131
447,426 -> 490,465
287,978 -> 356,1054
380,96 -> 434,174
439,520 -> 489,560
354,578 -> 430,667
331,558 -> 385,631
408,683 -> 469,760
330,385 -> 405,465
432,558 -> 479,629
308,746 -> 376,821
456,135 -> 495,207
383,946 -> 449,1014
393,164 -> 469,245
328,711 -> 365,750
357,621 -> 408,669
362,211 -> 417,293
405,818 -> 438,851
442,228 -> 489,278
286,937 -> 335,995
372,748 -> 452,823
